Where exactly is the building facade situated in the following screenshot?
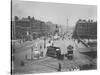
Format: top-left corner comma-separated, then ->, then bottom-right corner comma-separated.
72,19 -> 97,39
11,16 -> 58,40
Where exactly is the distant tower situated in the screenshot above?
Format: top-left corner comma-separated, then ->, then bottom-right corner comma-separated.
66,18 -> 69,32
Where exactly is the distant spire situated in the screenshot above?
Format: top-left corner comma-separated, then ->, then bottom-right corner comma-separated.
66,18 -> 69,32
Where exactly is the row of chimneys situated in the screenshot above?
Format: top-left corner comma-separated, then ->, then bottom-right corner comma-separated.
77,19 -> 97,23
14,16 -> 35,20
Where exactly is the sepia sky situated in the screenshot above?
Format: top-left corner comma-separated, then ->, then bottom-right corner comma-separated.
12,0 -> 97,27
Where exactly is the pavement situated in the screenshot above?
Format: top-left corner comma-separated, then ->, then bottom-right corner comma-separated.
12,37 -> 97,74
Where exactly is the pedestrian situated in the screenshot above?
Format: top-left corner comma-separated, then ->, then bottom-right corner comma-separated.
58,62 -> 61,71
78,40 -> 80,44
40,45 -> 42,49
40,51 -> 43,57
37,53 -> 39,60
31,46 -> 33,52
52,42 -> 54,46
20,60 -> 24,66
44,43 -> 46,49
25,54 -> 27,60
31,46 -> 34,60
